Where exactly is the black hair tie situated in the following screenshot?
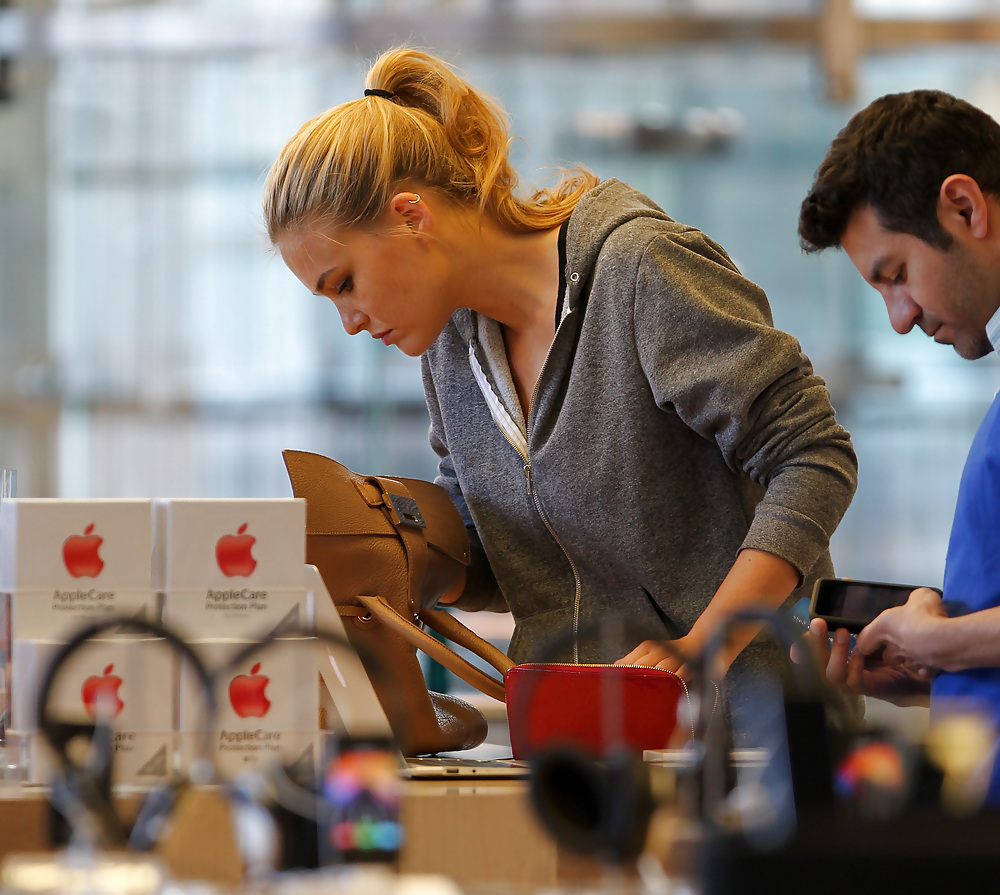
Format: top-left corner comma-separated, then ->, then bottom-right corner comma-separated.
364,88 -> 395,100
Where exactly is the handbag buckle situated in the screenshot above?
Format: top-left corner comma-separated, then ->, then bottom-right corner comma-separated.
386,493 -> 427,529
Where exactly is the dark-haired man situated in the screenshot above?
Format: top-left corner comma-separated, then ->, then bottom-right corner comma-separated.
798,89 -> 1000,800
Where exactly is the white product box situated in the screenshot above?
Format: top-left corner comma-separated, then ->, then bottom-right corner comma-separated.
155,499 -> 308,640
306,565 -> 395,742
1,591 -> 9,739
179,637 -> 320,781
0,499 -> 157,641
153,499 -> 305,590
9,636 -> 175,785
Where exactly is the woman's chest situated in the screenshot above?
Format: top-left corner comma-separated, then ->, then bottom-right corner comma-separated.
502,323 -> 554,414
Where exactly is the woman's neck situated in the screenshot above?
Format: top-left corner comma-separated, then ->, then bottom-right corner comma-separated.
448,212 -> 563,338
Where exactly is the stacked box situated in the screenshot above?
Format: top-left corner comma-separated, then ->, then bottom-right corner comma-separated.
180,636 -> 321,780
12,636 -> 175,785
155,499 -> 308,641
0,499 -> 167,784
1,499 -> 158,640
154,499 -> 317,777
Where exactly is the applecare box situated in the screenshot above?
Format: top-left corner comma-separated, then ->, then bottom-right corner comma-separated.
9,636 -> 175,785
179,637 -> 320,780
0,499 -> 157,641
155,499 -> 307,640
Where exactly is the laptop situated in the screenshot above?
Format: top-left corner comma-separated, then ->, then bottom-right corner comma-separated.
305,565 -> 528,779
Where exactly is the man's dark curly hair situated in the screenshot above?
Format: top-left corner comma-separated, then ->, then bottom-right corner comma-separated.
798,90 -> 1000,253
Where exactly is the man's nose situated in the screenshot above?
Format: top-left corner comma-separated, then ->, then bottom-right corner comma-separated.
884,290 -> 920,335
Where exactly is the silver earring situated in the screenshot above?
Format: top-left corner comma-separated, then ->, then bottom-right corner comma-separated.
408,194 -> 420,204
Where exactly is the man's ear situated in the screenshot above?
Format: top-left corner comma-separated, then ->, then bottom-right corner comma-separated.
388,191 -> 431,234
940,174 -> 989,239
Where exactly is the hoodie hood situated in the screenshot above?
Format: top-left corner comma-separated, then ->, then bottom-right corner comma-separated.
452,179 -> 674,343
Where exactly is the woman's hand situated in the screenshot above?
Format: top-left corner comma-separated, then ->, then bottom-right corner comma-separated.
623,549 -> 800,680
616,635 -> 701,679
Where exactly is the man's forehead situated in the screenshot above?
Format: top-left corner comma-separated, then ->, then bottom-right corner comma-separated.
843,204 -> 884,239
842,207 -> 884,257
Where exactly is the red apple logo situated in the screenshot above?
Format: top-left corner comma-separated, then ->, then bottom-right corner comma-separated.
216,523 -> 257,577
81,663 -> 124,719
63,523 -> 104,578
229,663 -> 270,718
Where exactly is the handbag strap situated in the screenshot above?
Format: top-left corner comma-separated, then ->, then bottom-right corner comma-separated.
355,594 -> 508,703
418,606 -> 515,677
353,475 -> 429,615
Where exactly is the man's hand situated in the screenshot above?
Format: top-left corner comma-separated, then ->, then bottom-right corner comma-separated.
793,617 -> 930,706
856,587 -> 948,671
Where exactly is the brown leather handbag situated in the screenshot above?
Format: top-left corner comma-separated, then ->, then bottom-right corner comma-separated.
282,450 -> 512,756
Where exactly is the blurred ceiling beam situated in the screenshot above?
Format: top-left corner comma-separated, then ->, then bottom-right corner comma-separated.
820,0 -> 861,104
2,1 -> 1000,102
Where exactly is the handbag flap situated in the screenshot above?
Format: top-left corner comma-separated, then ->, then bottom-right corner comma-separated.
283,450 -> 398,537
282,451 -> 469,567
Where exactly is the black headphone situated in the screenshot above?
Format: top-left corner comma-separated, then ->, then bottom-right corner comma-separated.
35,612 -> 380,866
696,607 -> 859,827
514,616 -> 703,865
521,608 -> 861,863
36,614 -> 217,852
203,622 -> 393,873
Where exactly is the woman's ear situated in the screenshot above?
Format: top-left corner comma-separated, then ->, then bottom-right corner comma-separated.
940,174 -> 989,240
389,191 -> 431,233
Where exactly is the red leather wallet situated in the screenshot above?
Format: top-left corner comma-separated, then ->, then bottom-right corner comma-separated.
504,663 -> 691,760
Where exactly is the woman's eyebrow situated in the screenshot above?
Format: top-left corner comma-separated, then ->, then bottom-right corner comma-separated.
315,266 -> 338,292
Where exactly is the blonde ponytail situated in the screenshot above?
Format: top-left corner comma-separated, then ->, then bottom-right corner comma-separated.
263,47 -> 598,242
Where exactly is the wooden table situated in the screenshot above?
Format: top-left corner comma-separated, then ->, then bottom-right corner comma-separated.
0,778 -> 608,890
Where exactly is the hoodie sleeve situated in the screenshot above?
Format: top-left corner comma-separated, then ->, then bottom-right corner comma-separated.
633,228 -> 858,581
421,354 -> 509,612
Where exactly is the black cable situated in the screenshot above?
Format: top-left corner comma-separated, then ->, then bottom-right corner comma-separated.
512,616 -> 703,864
697,607 -> 861,828
699,606 -> 858,733
35,614 -> 217,850
35,610 -> 392,860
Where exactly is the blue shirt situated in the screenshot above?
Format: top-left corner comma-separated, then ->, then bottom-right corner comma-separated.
932,387 -> 1000,801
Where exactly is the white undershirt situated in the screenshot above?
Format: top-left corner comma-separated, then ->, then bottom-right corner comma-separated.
987,303 -> 1000,352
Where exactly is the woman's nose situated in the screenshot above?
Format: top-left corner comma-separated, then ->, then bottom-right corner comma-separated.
339,306 -> 370,336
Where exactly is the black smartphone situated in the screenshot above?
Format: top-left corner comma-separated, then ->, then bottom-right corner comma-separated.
809,577 -> 940,634
318,736 -> 403,866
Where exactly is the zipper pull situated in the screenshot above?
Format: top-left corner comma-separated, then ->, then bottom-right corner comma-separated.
523,463 -> 531,494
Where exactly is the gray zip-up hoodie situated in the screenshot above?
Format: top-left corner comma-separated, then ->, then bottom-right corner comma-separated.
422,180 -> 857,679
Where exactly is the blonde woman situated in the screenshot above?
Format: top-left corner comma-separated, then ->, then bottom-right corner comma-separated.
264,47 -> 858,729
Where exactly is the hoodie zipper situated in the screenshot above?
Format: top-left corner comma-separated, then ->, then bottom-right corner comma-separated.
523,462 -> 584,662
529,321 -> 585,661
484,320 -> 585,664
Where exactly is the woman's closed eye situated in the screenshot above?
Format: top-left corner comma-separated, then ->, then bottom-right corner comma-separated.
337,276 -> 354,295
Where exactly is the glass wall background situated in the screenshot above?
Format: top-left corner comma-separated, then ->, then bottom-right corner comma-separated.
2,1 -> 1000,601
